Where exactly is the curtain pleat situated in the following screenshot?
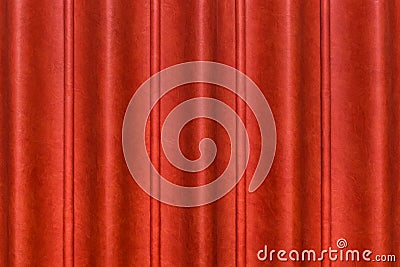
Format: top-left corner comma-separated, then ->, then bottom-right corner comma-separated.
0,0 -> 399,266
157,1 -> 237,266
0,0 -> 65,265
330,0 -> 400,264
73,0 -> 152,265
244,0 -> 323,265
321,0 -> 332,263
64,0 -> 74,265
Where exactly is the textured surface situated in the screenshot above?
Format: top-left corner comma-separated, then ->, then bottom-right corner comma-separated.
0,0 -> 399,266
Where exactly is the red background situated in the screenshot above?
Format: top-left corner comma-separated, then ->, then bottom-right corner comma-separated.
0,0 -> 399,266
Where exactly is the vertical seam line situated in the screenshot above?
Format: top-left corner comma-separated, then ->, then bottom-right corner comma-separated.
321,0 -> 331,266
235,0 -> 246,265
150,1 -> 161,266
64,0 -> 75,266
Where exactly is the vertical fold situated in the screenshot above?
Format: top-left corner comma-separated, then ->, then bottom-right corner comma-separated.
389,0 -> 400,256
100,1 -> 118,265
158,1 -> 237,265
235,0 -> 247,265
320,0 -> 331,264
73,0 -> 152,265
1,0 -> 65,265
246,0 -> 322,265
64,0 -> 74,265
0,1 -> 11,265
150,0 -> 161,266
0,1 -> 10,263
331,0 -> 400,262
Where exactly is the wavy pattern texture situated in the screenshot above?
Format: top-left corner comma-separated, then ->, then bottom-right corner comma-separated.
0,0 -> 399,266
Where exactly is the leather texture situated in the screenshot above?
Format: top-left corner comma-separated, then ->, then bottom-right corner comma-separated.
0,0 -> 399,266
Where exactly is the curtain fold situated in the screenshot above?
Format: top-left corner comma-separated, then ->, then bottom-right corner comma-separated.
330,0 -> 400,262
1,0 -> 65,265
0,0 -> 399,266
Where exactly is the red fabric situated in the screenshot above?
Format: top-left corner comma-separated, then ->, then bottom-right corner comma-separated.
0,0 -> 399,266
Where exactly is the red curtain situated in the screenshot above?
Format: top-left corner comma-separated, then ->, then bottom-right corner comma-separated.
0,0 -> 399,266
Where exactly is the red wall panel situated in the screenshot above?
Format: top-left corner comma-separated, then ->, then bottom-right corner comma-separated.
0,0 -> 398,266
